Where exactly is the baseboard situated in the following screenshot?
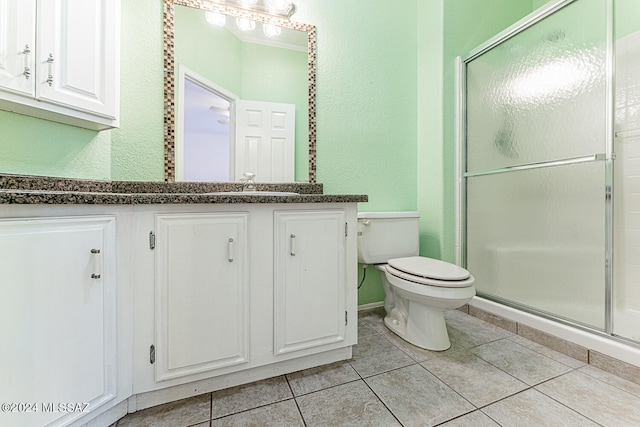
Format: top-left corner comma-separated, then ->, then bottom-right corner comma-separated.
358,301 -> 384,311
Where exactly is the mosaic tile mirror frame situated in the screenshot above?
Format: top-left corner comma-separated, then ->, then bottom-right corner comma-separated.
163,0 -> 317,183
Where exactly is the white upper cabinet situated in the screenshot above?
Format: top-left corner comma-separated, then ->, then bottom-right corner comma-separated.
0,0 -> 36,96
0,0 -> 119,130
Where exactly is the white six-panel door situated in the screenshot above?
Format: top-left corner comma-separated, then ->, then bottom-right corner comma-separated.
235,100 -> 295,182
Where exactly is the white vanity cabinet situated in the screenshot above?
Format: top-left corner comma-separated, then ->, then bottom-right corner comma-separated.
132,203 -> 358,408
0,216 -> 118,427
0,0 -> 119,130
274,210 -> 348,355
154,213 -> 250,381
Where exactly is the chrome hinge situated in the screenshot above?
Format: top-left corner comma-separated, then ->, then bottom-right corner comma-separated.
345,222 -> 348,237
150,345 -> 155,364
345,311 -> 348,326
149,231 -> 156,250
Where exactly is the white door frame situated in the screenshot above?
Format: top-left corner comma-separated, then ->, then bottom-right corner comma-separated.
175,65 -> 239,181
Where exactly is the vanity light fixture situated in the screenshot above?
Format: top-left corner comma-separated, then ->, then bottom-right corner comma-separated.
204,0 -> 295,36
203,0 -> 296,18
235,17 -> 256,31
263,23 -> 281,37
265,0 -> 293,14
205,11 -> 226,26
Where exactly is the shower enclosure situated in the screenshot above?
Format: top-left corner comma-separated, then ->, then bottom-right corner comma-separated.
459,0 -> 640,344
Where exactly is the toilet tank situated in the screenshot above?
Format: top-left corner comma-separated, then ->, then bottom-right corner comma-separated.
357,212 -> 420,264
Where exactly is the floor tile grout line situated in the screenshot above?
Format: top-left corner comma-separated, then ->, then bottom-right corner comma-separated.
505,335 -> 587,368
576,364 -> 640,399
530,383 -> 608,427
502,336 -> 585,369
289,377 -> 363,398
431,409 -> 490,427
208,396 -> 298,423
349,358 -> 420,380
411,361 -> 481,416
209,391 -> 213,426
536,367 -> 640,420
467,339 -> 579,386
290,396 -> 309,427
359,373 -> 408,427
281,374 -> 308,427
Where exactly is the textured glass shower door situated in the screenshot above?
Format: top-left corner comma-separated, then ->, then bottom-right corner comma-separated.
463,0 -> 609,330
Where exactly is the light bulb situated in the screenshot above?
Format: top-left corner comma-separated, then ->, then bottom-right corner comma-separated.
205,11 -> 226,26
266,0 -> 292,13
263,24 -> 281,38
236,17 -> 256,32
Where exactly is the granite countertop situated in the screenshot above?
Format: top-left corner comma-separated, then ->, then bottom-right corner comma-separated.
0,174 -> 368,205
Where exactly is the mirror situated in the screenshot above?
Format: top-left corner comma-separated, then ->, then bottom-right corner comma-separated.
164,0 -> 317,183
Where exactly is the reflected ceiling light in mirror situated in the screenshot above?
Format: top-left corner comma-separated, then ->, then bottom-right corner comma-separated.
203,0 -> 296,18
236,17 -> 256,31
205,11 -> 226,26
265,0 -> 292,14
263,23 -> 281,38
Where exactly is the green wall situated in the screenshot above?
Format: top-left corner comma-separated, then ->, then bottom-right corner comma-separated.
111,0 -> 166,181
293,1 -> 419,305
0,111 -> 112,179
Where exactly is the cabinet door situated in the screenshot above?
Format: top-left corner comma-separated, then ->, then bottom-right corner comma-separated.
0,0 -> 35,96
36,0 -> 118,118
0,216 -> 116,427
274,210 -> 346,354
155,213 -> 249,381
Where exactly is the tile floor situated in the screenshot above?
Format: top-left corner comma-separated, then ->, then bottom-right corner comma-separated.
116,308 -> 640,426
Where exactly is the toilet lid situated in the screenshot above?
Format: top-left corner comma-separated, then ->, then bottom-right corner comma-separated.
388,256 -> 470,281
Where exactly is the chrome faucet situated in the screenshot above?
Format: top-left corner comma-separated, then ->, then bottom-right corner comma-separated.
242,172 -> 257,191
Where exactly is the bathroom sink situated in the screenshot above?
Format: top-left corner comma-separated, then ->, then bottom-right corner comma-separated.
204,191 -> 300,196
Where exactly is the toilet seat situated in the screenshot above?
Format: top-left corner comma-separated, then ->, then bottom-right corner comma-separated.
386,256 -> 474,288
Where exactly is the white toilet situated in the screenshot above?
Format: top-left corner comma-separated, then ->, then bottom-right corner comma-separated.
357,212 -> 475,351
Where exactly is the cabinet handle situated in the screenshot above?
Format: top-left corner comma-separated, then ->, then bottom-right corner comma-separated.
23,45 -> 31,80
46,54 -> 54,86
228,238 -> 234,262
290,234 -> 296,256
91,249 -> 102,279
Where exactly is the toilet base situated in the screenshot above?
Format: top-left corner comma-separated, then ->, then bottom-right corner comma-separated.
384,302 -> 451,351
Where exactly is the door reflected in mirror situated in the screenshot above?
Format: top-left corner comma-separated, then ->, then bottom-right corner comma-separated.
179,73 -> 234,182
167,2 -> 316,183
